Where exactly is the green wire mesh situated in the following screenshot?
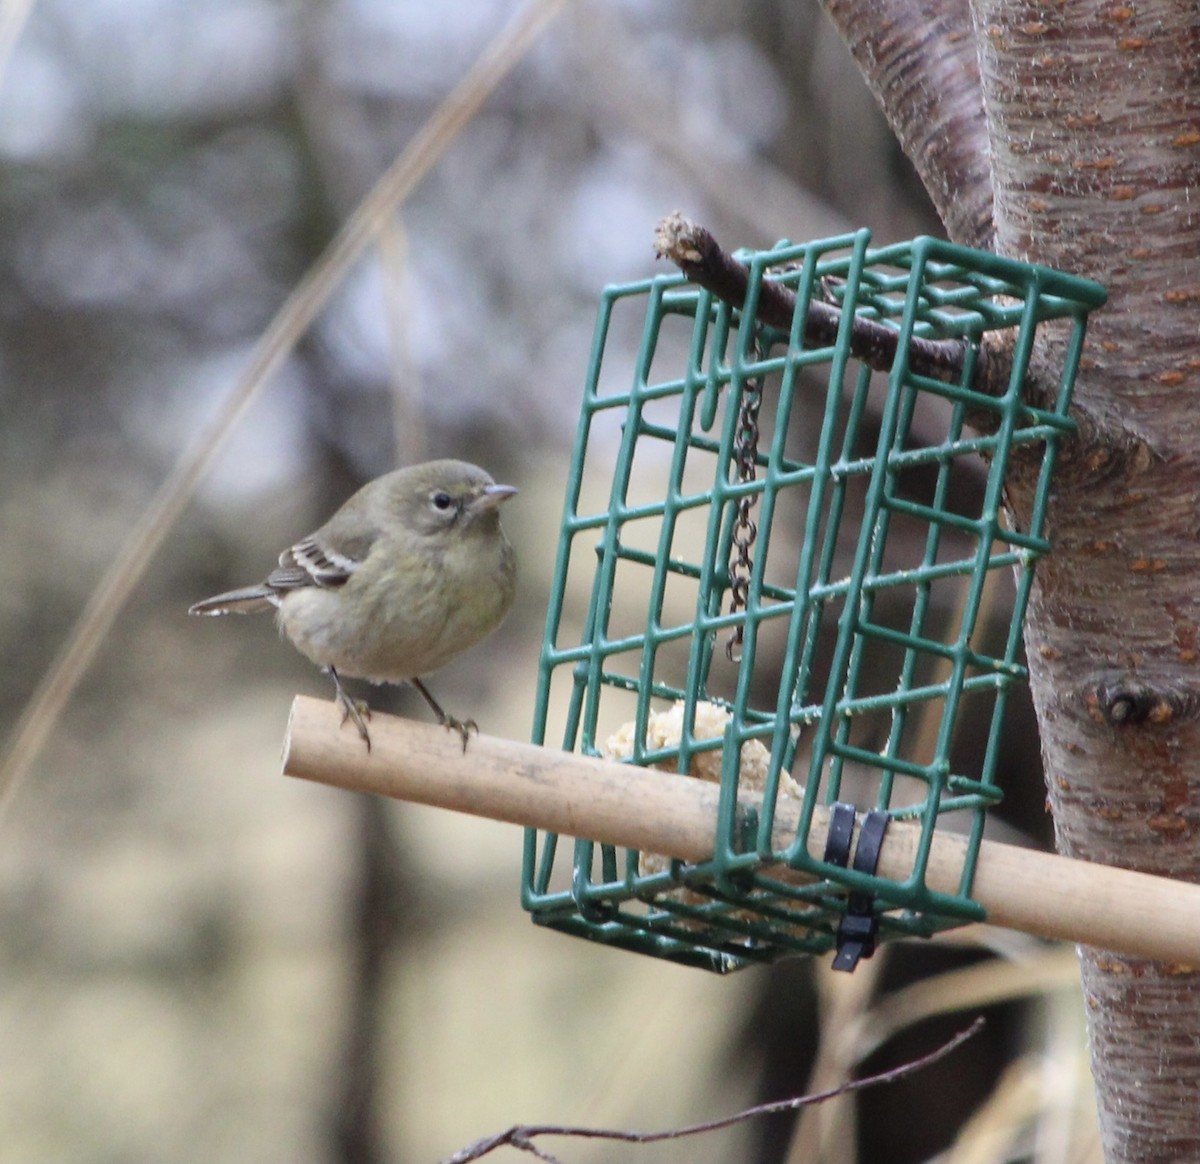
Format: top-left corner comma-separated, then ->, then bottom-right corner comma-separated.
527,230 -> 1106,973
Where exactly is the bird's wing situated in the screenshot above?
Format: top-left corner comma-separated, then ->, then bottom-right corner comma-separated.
268,535 -> 365,591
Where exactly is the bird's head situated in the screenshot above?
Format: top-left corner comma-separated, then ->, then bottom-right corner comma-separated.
384,459 -> 517,540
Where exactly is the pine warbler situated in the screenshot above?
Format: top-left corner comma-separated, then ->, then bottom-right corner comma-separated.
190,459 -> 517,749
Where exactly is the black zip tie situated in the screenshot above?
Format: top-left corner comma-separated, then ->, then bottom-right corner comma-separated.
822,803 -> 889,972
822,802 -> 857,866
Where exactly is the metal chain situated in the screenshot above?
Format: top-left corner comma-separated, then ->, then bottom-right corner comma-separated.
726,350 -> 764,662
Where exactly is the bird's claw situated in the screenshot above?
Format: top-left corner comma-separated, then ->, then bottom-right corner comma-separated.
440,715 -> 477,753
325,666 -> 372,751
410,677 -> 476,752
337,692 -> 373,751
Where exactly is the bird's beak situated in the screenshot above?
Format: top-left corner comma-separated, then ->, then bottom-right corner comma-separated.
474,483 -> 518,513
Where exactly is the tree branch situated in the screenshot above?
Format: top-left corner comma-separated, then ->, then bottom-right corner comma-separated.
653,212 -> 992,392
439,1018 -> 985,1163
818,0 -> 994,249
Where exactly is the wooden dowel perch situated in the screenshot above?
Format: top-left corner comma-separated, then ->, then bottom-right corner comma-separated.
283,696 -> 1200,967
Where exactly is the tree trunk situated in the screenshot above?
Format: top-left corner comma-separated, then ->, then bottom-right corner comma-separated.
822,1 -> 1200,1158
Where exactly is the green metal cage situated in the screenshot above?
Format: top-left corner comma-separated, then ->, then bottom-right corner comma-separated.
526,229 -> 1106,973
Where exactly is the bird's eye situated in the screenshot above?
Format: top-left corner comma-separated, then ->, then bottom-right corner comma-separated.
431,491 -> 455,512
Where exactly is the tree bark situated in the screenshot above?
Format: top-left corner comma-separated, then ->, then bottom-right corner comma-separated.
825,0 -> 1200,1159
820,0 -> 995,249
972,4 -> 1200,1160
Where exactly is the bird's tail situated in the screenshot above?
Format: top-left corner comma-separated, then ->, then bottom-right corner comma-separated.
188,585 -> 278,616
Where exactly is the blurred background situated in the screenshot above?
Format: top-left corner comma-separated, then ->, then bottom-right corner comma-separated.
0,2 -> 1098,1162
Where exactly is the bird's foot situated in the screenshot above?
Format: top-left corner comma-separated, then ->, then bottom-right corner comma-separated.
326,666 -> 372,751
439,714 -> 478,753
410,677 -> 476,752
338,694 -> 373,750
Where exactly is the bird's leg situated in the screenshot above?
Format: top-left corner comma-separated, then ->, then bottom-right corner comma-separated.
326,666 -> 372,751
411,677 -> 476,752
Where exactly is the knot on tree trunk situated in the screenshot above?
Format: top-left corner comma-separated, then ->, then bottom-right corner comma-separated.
1087,680 -> 1182,728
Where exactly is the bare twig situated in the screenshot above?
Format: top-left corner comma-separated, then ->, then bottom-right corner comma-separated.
438,1018 -> 985,1164
653,211 -> 994,391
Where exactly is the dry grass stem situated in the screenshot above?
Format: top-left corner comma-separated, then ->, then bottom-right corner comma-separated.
0,0 -> 567,820
0,0 -> 35,86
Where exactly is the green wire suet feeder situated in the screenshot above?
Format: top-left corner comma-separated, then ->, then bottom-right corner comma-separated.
526,224 -> 1106,973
